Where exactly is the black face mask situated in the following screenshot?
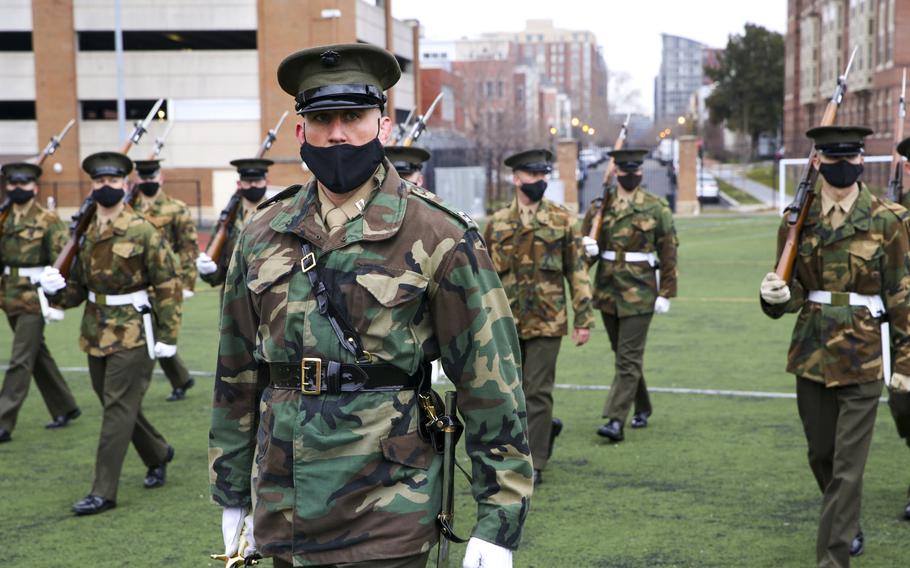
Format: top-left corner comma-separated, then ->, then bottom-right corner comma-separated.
137,182 -> 159,197
7,187 -> 35,205
92,185 -> 126,208
241,185 -> 267,203
519,180 -> 547,202
300,138 -> 385,194
618,174 -> 642,191
819,161 -> 864,189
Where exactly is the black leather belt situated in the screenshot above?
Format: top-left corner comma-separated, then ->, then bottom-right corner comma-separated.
263,359 -> 423,395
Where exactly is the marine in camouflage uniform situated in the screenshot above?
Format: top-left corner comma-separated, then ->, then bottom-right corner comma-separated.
133,159 -> 198,401
385,146 -> 430,187
484,148 -> 594,486
760,126 -> 910,566
42,152 -> 181,516
196,158 -> 273,289
580,148 -> 678,442
0,162 -> 80,443
209,44 -> 532,568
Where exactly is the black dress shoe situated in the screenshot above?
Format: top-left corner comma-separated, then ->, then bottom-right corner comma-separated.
72,495 -> 116,516
630,411 -> 651,429
597,419 -> 624,442
165,378 -> 195,402
533,469 -> 543,487
547,418 -> 563,459
849,531 -> 864,557
46,407 -> 82,429
0,428 -> 10,443
144,445 -> 174,489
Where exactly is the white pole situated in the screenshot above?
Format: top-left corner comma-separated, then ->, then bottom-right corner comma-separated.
114,0 -> 126,143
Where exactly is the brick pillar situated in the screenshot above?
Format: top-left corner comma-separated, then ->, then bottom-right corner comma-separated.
32,0 -> 82,207
557,139 -> 579,214
676,135 -> 699,215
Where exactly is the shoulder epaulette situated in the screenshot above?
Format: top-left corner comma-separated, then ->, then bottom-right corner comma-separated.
877,196 -> 910,222
407,184 -> 478,230
258,184 -> 304,210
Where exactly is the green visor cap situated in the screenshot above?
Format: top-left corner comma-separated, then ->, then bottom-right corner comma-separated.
806,126 -> 873,157
1,162 -> 42,183
82,152 -> 133,178
609,148 -> 648,172
896,136 -> 910,159
133,159 -> 163,178
385,146 -> 431,174
277,43 -> 401,114
230,158 -> 273,180
504,148 -> 553,173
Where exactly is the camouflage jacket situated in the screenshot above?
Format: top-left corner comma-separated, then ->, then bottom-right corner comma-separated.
581,189 -> 679,316
484,198 -> 595,338
762,185 -> 910,386
200,205 -> 251,287
209,163 -> 532,566
134,190 -> 198,291
0,202 -> 67,316
55,206 -> 182,356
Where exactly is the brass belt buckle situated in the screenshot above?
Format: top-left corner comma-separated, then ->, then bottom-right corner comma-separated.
300,252 -> 317,273
831,292 -> 850,307
301,358 -> 322,395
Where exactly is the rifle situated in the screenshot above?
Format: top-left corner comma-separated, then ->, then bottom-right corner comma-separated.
53,99 -> 163,278
390,107 -> 417,146
775,47 -> 857,281
401,92 -> 443,147
125,119 -> 174,206
204,112 -> 288,264
0,119 -> 76,236
888,68 -> 907,203
586,113 -> 631,242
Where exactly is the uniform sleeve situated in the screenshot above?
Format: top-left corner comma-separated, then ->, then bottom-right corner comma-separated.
760,217 -> 806,319
209,232 -> 260,508
55,250 -> 88,309
429,229 -> 532,550
564,221 -> 595,329
174,205 -> 199,292
883,216 -> 910,374
580,202 -> 601,268
44,215 -> 69,261
656,203 -> 678,298
147,228 -> 183,344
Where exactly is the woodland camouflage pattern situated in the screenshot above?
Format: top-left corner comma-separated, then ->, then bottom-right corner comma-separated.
54,207 -> 182,356
762,185 -> 910,386
581,189 -> 678,316
484,198 -> 594,337
200,208 -> 248,287
0,203 -> 67,315
135,191 -> 198,291
209,162 -> 532,566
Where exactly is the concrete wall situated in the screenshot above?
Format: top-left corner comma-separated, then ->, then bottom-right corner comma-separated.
0,121 -> 39,156
73,0 -> 256,30
0,53 -> 36,100
0,0 -> 32,29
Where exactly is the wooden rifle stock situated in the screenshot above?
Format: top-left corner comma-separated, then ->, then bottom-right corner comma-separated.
205,191 -> 242,264
587,114 -> 631,241
888,69 -> 907,202
54,197 -> 97,278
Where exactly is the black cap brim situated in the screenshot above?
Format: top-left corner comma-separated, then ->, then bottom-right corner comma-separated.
617,162 -> 644,172
514,162 -> 552,174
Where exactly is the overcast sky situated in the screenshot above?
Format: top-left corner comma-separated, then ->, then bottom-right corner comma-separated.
392,0 -> 787,117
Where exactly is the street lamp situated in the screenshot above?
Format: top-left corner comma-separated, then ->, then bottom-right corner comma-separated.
571,117 -> 580,127
581,124 -> 589,133
677,116 -> 686,126
549,126 -> 558,135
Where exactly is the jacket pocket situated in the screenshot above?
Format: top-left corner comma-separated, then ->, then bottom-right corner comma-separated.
380,428 -> 435,470
246,254 -> 296,295
535,228 -> 564,272
847,239 -> 882,292
355,266 -> 429,307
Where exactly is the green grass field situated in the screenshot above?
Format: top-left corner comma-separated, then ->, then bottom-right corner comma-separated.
716,178 -> 762,205
3,213 -> 910,567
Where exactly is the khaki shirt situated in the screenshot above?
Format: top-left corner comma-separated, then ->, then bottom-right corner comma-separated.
317,176 -> 377,234
517,201 -> 540,226
820,186 -> 859,230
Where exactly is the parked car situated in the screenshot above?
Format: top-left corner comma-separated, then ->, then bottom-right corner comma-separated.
697,173 -> 720,203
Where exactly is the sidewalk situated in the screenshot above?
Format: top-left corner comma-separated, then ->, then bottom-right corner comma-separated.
705,164 -> 779,209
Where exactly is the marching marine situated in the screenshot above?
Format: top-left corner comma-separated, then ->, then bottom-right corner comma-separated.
484,148 -> 594,486
384,145 -> 430,187
208,44 -> 532,568
132,158 -> 198,401
581,148 -> 678,442
760,126 -> 910,565
39,152 -> 181,515
0,162 -> 80,442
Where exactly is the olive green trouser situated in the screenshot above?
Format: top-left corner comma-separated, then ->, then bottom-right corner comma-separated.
0,313 -> 77,432
887,389 -> 910,447
88,346 -> 170,500
601,312 -> 653,423
273,551 -> 430,568
796,377 -> 882,568
519,336 -> 562,471
157,354 -> 191,390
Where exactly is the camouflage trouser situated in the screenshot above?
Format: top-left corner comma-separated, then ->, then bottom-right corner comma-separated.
796,377 -> 882,568
601,312 -> 653,423
87,346 -> 170,500
0,313 -> 77,432
887,389 -> 910,447
157,354 -> 191,389
519,336 -> 562,471
273,551 -> 430,568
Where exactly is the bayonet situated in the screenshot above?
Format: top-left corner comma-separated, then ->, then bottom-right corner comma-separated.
256,110 -> 289,158
120,98 -> 164,154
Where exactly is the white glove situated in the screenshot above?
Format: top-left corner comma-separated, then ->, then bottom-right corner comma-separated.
654,296 -> 671,314
760,272 -> 790,305
891,372 -> 910,393
196,253 -> 218,276
182,289 -> 195,300
39,267 -> 66,295
45,307 -> 65,322
582,236 -> 599,258
222,507 -> 256,557
153,342 -> 177,359
462,537 -> 512,568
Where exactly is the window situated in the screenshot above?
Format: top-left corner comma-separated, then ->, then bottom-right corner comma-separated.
80,99 -> 169,120
0,101 -> 36,120
77,30 -> 256,51
0,32 -> 31,51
